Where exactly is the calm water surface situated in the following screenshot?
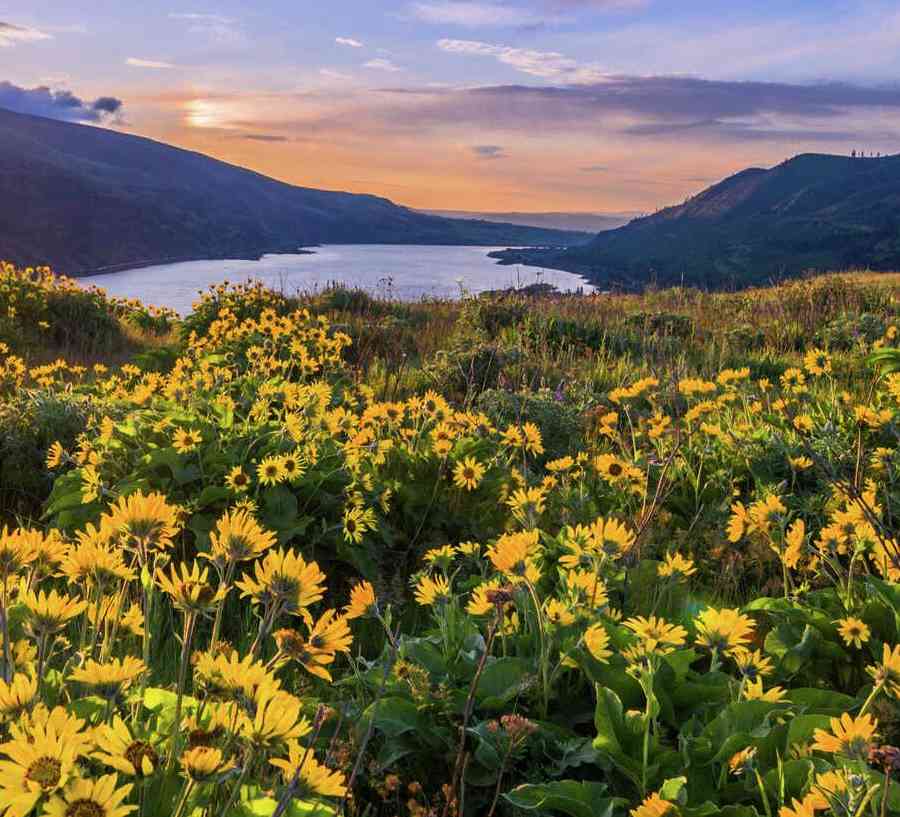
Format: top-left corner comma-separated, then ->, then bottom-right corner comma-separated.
85,245 -> 593,313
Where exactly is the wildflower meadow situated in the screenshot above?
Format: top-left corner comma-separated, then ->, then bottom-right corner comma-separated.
0,261 -> 899,817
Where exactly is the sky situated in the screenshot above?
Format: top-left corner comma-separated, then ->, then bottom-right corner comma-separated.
4,1 -> 900,213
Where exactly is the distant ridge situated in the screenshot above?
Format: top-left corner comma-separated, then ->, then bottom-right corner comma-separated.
420,210 -> 637,233
491,153 -> 900,289
0,108 -> 588,275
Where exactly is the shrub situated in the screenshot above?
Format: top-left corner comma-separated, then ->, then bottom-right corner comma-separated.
0,388 -> 96,521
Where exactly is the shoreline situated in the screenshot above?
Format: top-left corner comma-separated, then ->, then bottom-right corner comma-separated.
71,242 -> 582,280
73,248 -> 319,279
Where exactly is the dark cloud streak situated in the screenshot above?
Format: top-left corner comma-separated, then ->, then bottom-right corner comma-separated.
237,133 -> 290,142
471,144 -> 506,158
353,76 -> 900,144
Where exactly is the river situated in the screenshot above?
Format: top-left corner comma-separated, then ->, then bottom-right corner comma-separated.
84,245 -> 593,313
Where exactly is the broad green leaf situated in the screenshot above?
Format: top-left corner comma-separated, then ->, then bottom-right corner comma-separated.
504,780 -> 626,817
360,696 -> 421,738
238,795 -> 334,817
659,777 -> 688,805
763,759 -> 815,801
788,689 -> 855,716
476,657 -> 534,710
143,687 -> 199,715
785,715 -> 831,752
195,485 -> 232,508
261,485 -> 299,530
592,685 -> 642,787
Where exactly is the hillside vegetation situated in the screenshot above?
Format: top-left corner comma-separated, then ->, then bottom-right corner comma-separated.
1,262 -> 900,817
493,153 -> 900,288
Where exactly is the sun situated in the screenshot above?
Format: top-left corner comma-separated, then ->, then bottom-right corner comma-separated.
184,98 -> 240,129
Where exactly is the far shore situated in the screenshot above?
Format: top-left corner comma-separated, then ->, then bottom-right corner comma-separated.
73,248 -> 318,278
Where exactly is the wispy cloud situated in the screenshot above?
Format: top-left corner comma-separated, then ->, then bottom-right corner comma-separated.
168,12 -> 243,46
364,58 -> 403,72
544,0 -> 647,9
0,21 -> 51,46
320,68 -> 354,81
471,144 -> 507,158
168,12 -> 233,23
437,38 -> 605,81
335,36 -> 363,47
126,57 -> 175,69
0,80 -> 122,123
412,2 -> 547,27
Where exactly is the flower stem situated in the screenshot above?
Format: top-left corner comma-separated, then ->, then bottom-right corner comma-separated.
171,780 -> 196,817
755,770 -> 773,817
166,611 -> 197,773
858,680 -> 884,717
218,748 -> 254,817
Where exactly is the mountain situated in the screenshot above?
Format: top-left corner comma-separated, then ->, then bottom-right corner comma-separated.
420,209 -> 637,233
0,108 -> 588,275
491,153 -> 900,289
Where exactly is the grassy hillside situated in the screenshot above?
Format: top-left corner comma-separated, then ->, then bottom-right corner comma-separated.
492,153 -> 900,288
2,262 -> 900,817
0,108 -> 588,274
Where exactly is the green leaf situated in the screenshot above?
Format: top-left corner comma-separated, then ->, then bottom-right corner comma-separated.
785,715 -> 831,750
146,447 -> 200,485
788,689 -> 855,716
69,695 -> 108,720
238,795 -> 334,817
763,759 -> 815,802
868,577 -> 900,635
659,777 -> 688,805
503,781 -> 626,817
581,657 -> 643,710
476,657 -> 534,710
720,807 -> 761,817
868,347 -> 900,375
143,687 -> 199,716
43,471 -> 87,517
467,721 -> 503,772
662,649 -> 698,683
360,696 -> 421,738
592,685 -> 642,788
336,540 -> 379,582
262,485 -> 299,530
195,485 -> 232,509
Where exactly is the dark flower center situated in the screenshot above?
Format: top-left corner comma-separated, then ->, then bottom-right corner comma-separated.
124,741 -> 158,775
66,801 -> 105,817
27,756 -> 61,790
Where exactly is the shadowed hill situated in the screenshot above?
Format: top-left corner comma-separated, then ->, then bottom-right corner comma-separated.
0,108 -> 587,274
491,153 -> 900,289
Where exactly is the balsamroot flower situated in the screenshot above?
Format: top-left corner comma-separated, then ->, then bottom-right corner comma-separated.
180,746 -> 226,782
694,607 -> 756,656
42,774 -> 135,817
207,509 -> 276,569
156,561 -> 225,614
69,656 -> 147,699
271,744 -> 348,797
413,574 -> 451,607
0,672 -> 37,720
811,712 -> 878,758
235,549 -> 326,626
103,491 -> 180,561
93,716 -> 159,777
343,581 -> 376,620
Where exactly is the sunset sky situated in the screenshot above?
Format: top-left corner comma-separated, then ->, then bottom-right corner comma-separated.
5,1 -> 900,213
